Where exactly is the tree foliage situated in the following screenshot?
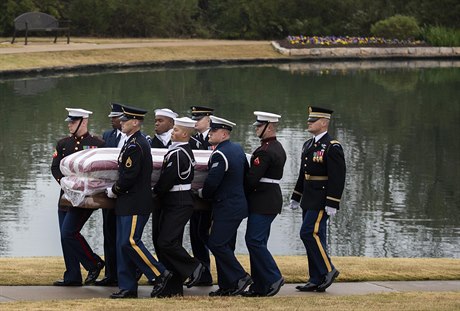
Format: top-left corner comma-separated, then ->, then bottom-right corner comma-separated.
371,15 -> 421,40
1,0 -> 458,39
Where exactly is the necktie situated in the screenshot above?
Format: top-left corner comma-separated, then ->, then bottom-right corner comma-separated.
116,133 -> 121,144
306,138 -> 315,151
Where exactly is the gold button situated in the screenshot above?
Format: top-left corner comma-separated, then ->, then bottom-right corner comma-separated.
74,147 -> 78,150
76,141 -> 80,144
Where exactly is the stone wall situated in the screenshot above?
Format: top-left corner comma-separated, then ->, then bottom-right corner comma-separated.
271,41 -> 460,59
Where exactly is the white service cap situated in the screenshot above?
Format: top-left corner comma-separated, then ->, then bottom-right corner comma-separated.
65,108 -> 93,121
210,115 -> 236,131
253,111 -> 281,126
154,108 -> 178,119
174,117 -> 196,128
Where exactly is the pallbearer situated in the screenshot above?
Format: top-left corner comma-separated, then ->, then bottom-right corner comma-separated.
188,105 -> 214,286
152,117 -> 205,297
107,105 -> 172,299
198,116 -> 252,296
96,102 -> 125,287
243,111 -> 286,297
290,106 -> 346,292
51,108 -> 105,286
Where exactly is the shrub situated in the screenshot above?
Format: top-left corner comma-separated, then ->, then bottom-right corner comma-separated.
371,15 -> 420,40
422,26 -> 460,47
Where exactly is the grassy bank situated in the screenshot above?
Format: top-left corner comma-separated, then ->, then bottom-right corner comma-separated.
0,38 -> 282,71
1,256 -> 459,286
2,292 -> 459,311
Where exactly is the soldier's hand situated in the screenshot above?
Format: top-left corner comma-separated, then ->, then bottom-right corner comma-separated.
325,206 -> 337,216
289,199 -> 300,210
106,187 -> 117,199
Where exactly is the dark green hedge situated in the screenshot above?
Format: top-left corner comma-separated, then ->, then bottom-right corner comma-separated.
1,0 -> 459,39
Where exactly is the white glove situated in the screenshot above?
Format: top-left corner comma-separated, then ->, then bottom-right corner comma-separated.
325,206 -> 337,216
106,187 -> 117,199
289,199 -> 300,210
197,188 -> 203,199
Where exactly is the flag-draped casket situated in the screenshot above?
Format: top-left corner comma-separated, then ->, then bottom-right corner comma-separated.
59,148 -> 213,209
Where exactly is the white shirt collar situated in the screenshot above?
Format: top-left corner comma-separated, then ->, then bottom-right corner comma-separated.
156,129 -> 172,146
201,128 -> 210,138
116,130 -> 127,148
314,131 -> 327,142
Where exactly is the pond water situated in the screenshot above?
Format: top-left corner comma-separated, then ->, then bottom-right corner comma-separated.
0,60 -> 459,258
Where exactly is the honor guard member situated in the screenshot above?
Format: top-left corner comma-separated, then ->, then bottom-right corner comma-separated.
152,117 -> 205,297
189,106 -> 213,150
188,105 -> 214,286
107,105 -> 172,299
150,108 -> 178,263
95,103 -> 125,287
51,108 -> 105,286
198,116 -> 252,296
243,111 -> 287,297
290,106 -> 346,292
150,108 -> 178,148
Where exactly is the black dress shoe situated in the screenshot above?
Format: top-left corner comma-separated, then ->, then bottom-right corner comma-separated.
184,263 -> 205,288
266,277 -> 285,297
110,289 -> 138,299
193,280 -> 213,286
241,289 -> 264,297
230,273 -> 253,296
317,268 -> 340,291
53,279 -> 82,286
209,288 -> 232,297
296,282 -> 325,292
85,260 -> 105,285
94,276 -> 118,286
150,270 -> 173,297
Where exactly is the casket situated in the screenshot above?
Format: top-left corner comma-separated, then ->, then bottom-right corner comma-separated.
59,148 -> 213,209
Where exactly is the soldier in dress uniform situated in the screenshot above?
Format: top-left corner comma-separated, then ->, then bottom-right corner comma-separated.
51,108 -> 105,286
150,108 -> 178,148
95,103 -> 125,287
106,105 -> 172,299
290,106 -> 346,292
150,108 -> 179,264
189,106 -> 213,150
198,116 -> 252,297
188,106 -> 214,286
243,111 -> 286,297
151,117 -> 205,297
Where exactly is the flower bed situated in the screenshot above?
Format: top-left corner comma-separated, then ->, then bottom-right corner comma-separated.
279,35 -> 427,49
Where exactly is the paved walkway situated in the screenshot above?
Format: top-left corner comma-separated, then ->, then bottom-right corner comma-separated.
0,39 -> 269,55
0,281 -> 459,302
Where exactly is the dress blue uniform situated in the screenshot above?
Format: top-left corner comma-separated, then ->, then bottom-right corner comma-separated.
244,111 -> 286,296
291,107 -> 346,291
98,102 -> 124,286
51,108 -> 105,286
188,106 -> 214,285
111,106 -> 167,295
200,116 -> 250,294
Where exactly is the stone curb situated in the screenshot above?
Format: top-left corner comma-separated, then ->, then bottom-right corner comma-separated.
271,41 -> 460,59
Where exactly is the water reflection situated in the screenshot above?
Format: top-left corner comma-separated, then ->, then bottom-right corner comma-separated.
0,60 -> 459,258
13,78 -> 58,96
